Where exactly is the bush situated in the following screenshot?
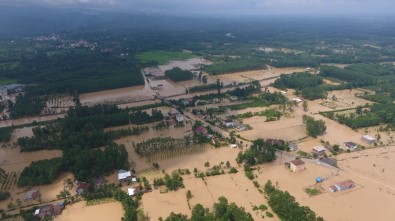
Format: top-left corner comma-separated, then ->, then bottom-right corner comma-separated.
245,171 -> 254,180
229,167 -> 238,174
265,211 -> 274,218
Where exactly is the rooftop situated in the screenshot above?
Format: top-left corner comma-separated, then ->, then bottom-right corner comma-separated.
290,159 -> 305,166
313,146 -> 326,152
335,179 -> 355,187
362,135 -> 375,141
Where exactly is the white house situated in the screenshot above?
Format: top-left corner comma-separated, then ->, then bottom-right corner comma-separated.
175,114 -> 184,123
293,98 -> 303,102
127,187 -> 140,196
118,169 -> 132,182
230,144 -> 237,148
312,146 -> 326,155
361,135 -> 375,145
344,142 -> 358,151
223,119 -> 234,128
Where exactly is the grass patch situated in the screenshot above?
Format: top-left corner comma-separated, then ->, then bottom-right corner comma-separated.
304,186 -> 322,196
136,50 -> 196,65
0,78 -> 18,86
0,62 -> 20,71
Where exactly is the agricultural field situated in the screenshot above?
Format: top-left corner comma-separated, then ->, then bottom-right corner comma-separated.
136,51 -> 196,65
0,78 -> 18,86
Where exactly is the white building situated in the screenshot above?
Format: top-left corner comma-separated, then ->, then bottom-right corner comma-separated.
118,169 -> 132,182
361,135 -> 375,145
312,146 -> 326,155
175,114 -> 184,123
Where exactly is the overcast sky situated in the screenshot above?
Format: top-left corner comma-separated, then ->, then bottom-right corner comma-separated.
0,0 -> 394,16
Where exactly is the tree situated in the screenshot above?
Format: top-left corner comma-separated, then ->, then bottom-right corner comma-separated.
165,213 -> 188,221
303,101 -> 308,112
303,115 -> 327,138
216,79 -> 222,94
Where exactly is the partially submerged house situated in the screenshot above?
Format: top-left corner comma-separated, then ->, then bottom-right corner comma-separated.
329,179 -> 355,192
344,142 -> 358,151
24,189 -> 39,201
34,203 -> 64,219
175,114 -> 184,123
118,169 -> 132,182
127,186 -> 141,196
223,119 -> 234,128
361,135 -> 375,145
313,146 -> 326,156
236,124 -> 247,132
289,143 -> 298,151
76,182 -> 89,195
290,159 -> 305,172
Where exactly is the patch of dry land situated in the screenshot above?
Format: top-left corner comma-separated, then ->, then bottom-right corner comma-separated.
54,201 -> 124,221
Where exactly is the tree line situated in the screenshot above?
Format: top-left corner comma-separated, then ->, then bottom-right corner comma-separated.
264,180 -> 324,221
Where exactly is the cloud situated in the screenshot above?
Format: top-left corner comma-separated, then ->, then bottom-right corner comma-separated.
0,0 -> 393,15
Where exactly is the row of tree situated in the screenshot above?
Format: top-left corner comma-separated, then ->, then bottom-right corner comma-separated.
264,180 -> 324,221
163,196 -> 253,221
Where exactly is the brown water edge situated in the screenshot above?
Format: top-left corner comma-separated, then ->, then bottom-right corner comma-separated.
54,201 -> 123,221
0,114 -> 65,128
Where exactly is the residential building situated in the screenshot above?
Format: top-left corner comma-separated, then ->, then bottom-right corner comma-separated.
118,169 -> 132,182
344,142 -> 358,151
312,146 -> 326,155
290,159 -> 305,172
175,114 -> 184,123
128,187 -> 141,196
361,135 -> 376,145
289,143 -> 298,151
24,189 -> 39,201
34,203 -> 64,219
223,119 -> 234,128
76,182 -> 89,195
329,179 -> 355,192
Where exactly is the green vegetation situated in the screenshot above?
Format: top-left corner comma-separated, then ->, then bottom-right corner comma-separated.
237,139 -> 287,167
273,72 -> 327,100
322,103 -> 395,129
18,158 -> 63,187
0,77 -> 18,86
16,104 -> 164,185
136,50 -> 195,65
305,187 -> 322,196
82,184 -> 140,221
163,196 -> 253,221
165,67 -> 193,82
204,57 -> 266,75
188,83 -> 217,93
264,180 -> 324,221
0,127 -> 14,142
153,172 -> 184,191
259,109 -> 282,121
303,115 -> 327,138
0,191 -> 10,202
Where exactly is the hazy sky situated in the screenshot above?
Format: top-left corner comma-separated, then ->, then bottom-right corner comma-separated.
1,0 -> 394,16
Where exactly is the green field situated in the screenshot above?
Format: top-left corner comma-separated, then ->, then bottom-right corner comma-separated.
136,50 -> 196,65
0,62 -> 20,71
0,78 -> 18,86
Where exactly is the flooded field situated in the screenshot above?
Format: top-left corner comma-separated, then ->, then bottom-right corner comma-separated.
321,89 -> 373,109
54,201 -> 124,221
0,148 -> 62,172
139,147 -> 278,221
240,117 -> 306,142
79,85 -> 156,106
